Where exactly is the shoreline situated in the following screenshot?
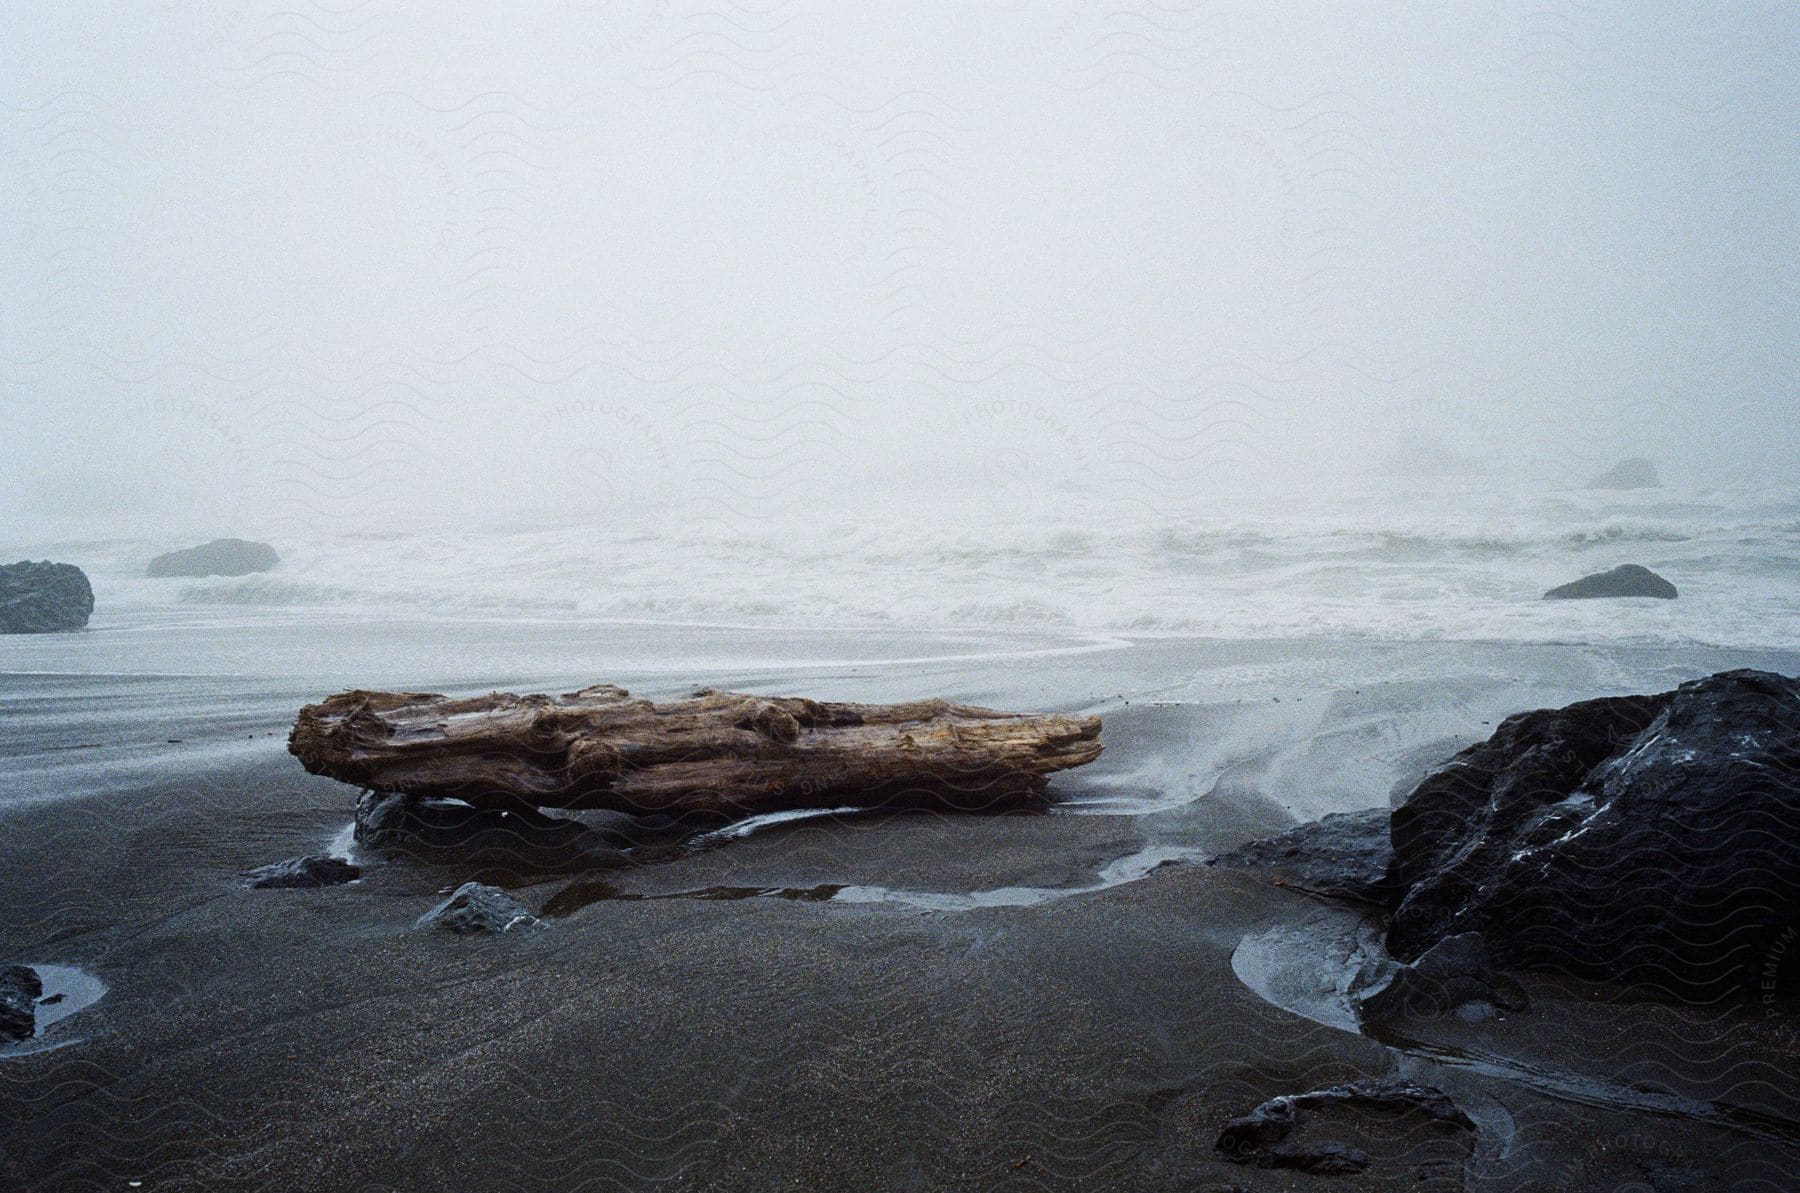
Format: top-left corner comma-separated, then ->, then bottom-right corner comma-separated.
3,631 -> 1798,1188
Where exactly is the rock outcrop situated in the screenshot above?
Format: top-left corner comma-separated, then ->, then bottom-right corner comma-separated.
418,883 -> 542,934
242,854 -> 361,889
145,538 -> 279,578
1587,457 -> 1660,489
1543,563 -> 1677,600
1219,669 -> 1800,1000
0,561 -> 94,633
1385,669 -> 1800,995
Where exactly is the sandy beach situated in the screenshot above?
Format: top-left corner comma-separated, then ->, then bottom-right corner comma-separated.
7,2 -> 1798,1187
4,622 -> 1797,1190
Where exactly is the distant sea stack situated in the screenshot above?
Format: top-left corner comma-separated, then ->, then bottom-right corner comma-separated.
1543,564 -> 1677,600
145,538 -> 279,579
1586,457 -> 1660,489
0,561 -> 94,633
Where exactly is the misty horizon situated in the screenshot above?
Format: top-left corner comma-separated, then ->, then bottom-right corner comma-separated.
5,4 -> 1795,540
5,9 -> 1800,1191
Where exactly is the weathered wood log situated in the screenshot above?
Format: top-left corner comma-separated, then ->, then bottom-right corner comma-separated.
289,685 -> 1102,817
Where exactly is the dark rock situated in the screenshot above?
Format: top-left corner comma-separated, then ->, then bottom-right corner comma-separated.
1385,691 -> 1667,902
1642,1162 -> 1709,1190
354,791 -> 422,852
0,561 -> 94,633
242,854 -> 361,889
418,882 -> 542,934
1543,563 -> 1677,600
1291,1143 -> 1370,1174
1352,931 -> 1527,1023
145,538 -> 279,578
1,964 -> 42,1043
1217,669 -> 1800,1002
1209,808 -> 1393,903
1216,1094 -> 1297,1156
1216,1080 -> 1473,1175
1587,457 -> 1661,489
1385,669 -> 1800,996
354,792 -> 631,876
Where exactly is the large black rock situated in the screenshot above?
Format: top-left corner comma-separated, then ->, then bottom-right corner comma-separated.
1385,669 -> 1800,996
1586,457 -> 1661,489
0,561 -> 94,634
1221,669 -> 1800,1000
145,538 -> 279,578
1543,563 -> 1677,600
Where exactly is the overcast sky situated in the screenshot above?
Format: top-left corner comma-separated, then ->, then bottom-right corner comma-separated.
3,3 -> 1794,536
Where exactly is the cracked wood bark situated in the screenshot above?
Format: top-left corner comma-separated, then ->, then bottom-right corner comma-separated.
289,685 -> 1103,817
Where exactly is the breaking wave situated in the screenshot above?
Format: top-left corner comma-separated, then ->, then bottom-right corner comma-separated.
31,479 -> 1800,651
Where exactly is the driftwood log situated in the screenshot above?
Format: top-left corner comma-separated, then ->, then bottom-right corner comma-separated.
289,685 -> 1103,818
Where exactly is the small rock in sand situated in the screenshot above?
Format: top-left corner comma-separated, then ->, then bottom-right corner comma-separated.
1216,1079 -> 1474,1176
242,854 -> 361,889
418,883 -> 542,935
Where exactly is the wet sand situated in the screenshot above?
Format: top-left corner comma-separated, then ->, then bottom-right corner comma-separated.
2,628 -> 1798,1189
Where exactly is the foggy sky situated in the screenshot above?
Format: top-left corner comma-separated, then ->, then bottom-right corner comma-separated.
3,3 -> 1795,536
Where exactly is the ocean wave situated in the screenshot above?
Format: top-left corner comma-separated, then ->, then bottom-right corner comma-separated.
29,482 -> 1800,651
169,576 -> 366,607
1558,523 -> 1696,547
942,598 -> 1071,626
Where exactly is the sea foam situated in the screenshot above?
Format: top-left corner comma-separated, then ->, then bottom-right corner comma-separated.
25,479 -> 1800,651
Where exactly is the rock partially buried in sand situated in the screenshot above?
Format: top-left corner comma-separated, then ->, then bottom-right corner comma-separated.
0,561 -> 94,634
242,854 -> 361,889
1586,457 -> 1661,489
1,965 -> 42,1043
1216,1079 -> 1475,1176
1543,563 -> 1676,600
419,883 -> 543,935
145,538 -> 279,578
